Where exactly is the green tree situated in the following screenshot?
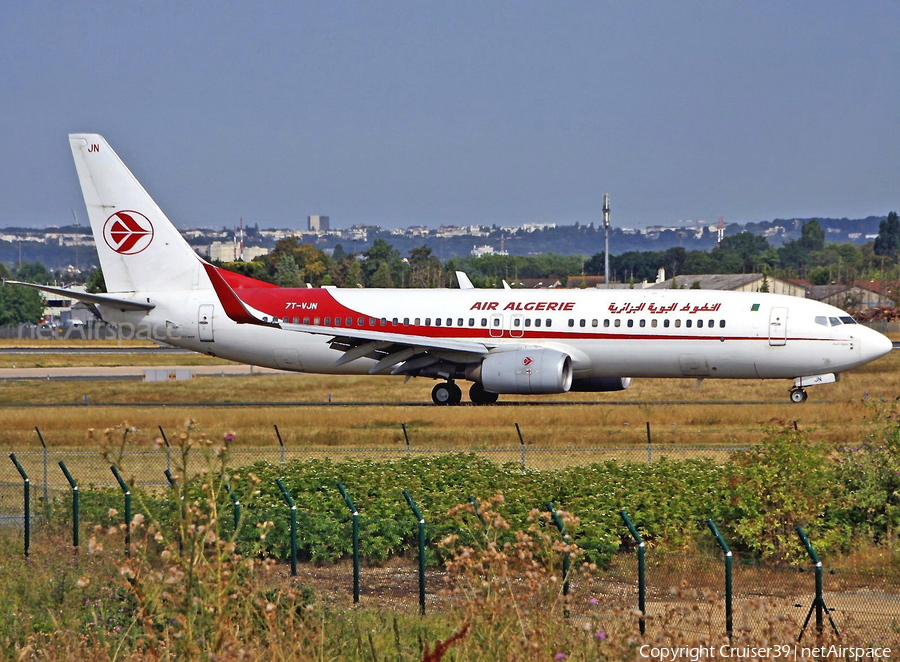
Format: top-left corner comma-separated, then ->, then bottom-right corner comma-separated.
14,262 -> 53,284
0,283 -> 44,325
874,211 -> 900,260
85,267 -> 107,293
275,254 -> 300,287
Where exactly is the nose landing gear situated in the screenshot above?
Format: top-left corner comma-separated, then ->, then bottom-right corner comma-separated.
789,387 -> 808,404
431,381 -> 462,406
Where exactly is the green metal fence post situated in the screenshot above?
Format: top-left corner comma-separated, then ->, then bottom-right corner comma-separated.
158,425 -> 171,474
402,490 -> 426,615
274,425 -> 285,468
34,427 -> 48,510
515,423 -> 526,473
165,469 -> 184,556
620,510 -> 646,635
467,496 -> 487,527
58,461 -> 79,548
545,501 -> 570,597
110,466 -> 131,557
796,526 -> 839,641
706,519 -> 732,643
337,482 -> 360,603
9,454 -> 29,558
401,423 -> 411,457
276,478 -> 297,576
225,483 -> 241,536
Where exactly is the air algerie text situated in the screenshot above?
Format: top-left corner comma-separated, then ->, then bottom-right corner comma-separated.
469,301 -> 575,312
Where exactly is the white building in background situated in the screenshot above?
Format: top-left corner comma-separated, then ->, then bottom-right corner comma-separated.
308,215 -> 330,232
207,241 -> 268,262
471,245 -> 508,258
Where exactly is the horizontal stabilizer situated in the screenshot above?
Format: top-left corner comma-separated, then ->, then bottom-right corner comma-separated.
4,280 -> 155,311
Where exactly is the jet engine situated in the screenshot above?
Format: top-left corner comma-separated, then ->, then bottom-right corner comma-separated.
569,377 -> 633,392
475,349 -> 573,394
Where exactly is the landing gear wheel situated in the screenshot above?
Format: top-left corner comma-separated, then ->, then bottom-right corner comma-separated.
432,381 -> 462,406
790,388 -> 808,404
469,382 -> 499,406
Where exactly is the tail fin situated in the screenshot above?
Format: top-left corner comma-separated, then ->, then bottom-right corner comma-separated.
69,134 -> 208,293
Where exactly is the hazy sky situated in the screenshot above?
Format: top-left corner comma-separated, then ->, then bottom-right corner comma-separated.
1,1 -> 897,230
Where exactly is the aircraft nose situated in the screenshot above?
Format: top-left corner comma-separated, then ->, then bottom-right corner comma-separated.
862,327 -> 893,363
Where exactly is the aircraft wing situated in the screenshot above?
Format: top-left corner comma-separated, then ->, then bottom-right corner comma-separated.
3,280 -> 155,311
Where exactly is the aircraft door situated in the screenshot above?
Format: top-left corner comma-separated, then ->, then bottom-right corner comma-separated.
509,314 -> 524,338
199,304 -> 214,342
768,307 -> 787,346
488,314 -> 503,338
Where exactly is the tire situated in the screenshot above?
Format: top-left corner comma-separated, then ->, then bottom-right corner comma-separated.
469,382 -> 499,406
432,382 -> 462,406
790,388 -> 806,404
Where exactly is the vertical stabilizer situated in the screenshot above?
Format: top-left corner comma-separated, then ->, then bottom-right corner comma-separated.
69,134 -> 207,293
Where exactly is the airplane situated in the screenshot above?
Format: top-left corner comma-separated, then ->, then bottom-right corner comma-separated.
8,134 -> 894,405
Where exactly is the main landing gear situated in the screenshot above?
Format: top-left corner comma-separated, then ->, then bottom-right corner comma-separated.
431,381 -> 499,406
431,381 -> 462,406
789,387 -> 808,404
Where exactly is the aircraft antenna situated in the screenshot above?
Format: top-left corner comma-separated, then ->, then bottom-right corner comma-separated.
603,193 -> 610,289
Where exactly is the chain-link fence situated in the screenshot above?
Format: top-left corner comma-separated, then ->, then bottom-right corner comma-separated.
2,444 -> 898,644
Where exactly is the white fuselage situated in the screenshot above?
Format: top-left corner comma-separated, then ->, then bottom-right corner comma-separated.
98,286 -> 892,381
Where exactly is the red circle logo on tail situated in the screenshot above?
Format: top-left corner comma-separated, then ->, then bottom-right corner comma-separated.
103,211 -> 154,255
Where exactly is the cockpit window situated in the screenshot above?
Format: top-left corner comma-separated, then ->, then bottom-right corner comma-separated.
839,316 -> 857,325
828,317 -> 841,326
815,316 -> 828,326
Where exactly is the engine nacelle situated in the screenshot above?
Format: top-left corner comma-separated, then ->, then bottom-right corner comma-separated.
569,377 -> 633,392
478,349 -> 573,394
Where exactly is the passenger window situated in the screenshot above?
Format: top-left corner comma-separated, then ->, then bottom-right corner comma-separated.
293,317 -> 300,324
283,317 -> 289,323
664,319 -> 670,328
392,318 -> 398,325
303,317 -> 310,325
614,319 -> 621,327
493,318 -> 500,327
719,320 -> 725,328
324,317 -> 331,326
446,318 -> 452,326
708,319 -> 713,328
579,319 -> 586,327
639,319 -> 646,328
435,318 -> 442,326
513,318 -> 521,327
546,319 -> 552,328
414,318 -> 420,326
568,319 -> 575,327
535,319 -> 542,328
469,318 -> 475,326
604,319 -> 610,328
458,318 -> 463,326
685,319 -> 692,328
425,318 -> 431,326
627,319 -> 634,328
403,318 -> 409,325
333,317 -> 340,326
481,318 -> 487,326
381,318 -> 387,326
592,319 -> 598,327
675,319 -> 682,328
369,318 -> 376,326
651,319 -> 658,328
525,319 -> 531,327
697,320 -> 703,328
314,317 -> 320,325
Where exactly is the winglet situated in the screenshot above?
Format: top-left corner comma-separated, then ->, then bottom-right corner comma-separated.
456,271 -> 475,289
201,262 -> 279,327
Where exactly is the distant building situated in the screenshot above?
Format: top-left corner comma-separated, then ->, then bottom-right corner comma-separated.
806,283 -> 892,310
208,241 -> 268,262
651,273 -> 806,298
308,215 -> 330,232
471,245 -> 508,258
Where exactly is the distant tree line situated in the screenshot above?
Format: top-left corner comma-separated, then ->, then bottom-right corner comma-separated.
2,212 -> 898,325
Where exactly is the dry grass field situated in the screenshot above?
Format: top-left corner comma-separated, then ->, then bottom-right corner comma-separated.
0,337 -> 896,451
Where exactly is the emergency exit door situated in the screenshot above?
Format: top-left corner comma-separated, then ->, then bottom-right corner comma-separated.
199,304 -> 214,342
768,307 -> 787,346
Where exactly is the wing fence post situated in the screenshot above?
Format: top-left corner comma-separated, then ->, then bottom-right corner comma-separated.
337,483 -> 360,603
35,427 -> 48,510
706,519 -> 732,644
620,510 -> 646,635
402,490 -> 426,615
274,424 -> 285,468
58,461 -> 79,548
9,454 -> 29,558
516,423 -> 526,473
